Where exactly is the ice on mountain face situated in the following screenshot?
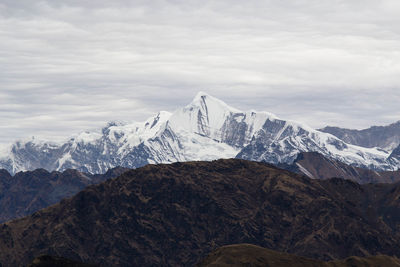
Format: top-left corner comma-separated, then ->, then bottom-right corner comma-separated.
236,118 -> 394,171
1,92 -> 399,174
163,126 -> 240,162
57,152 -> 74,169
319,122 -> 400,151
168,93 -> 274,149
169,93 -> 239,137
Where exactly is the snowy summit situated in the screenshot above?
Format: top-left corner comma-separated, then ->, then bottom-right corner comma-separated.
0,92 -> 398,174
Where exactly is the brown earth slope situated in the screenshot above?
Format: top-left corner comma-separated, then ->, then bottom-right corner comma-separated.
198,244 -> 400,267
1,159 -> 400,266
288,152 -> 400,184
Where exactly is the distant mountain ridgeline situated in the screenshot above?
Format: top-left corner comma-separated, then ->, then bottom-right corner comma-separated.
2,159 -> 400,266
319,121 -> 400,151
0,92 -> 399,175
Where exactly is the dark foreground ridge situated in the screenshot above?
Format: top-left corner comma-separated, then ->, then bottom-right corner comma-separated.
0,166 -> 128,223
1,159 -> 400,266
198,244 -> 400,267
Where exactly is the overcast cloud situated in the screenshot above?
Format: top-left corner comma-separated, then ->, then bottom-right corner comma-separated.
1,0 -> 400,144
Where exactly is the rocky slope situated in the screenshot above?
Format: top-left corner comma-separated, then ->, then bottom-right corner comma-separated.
319,121 -> 400,151
0,167 -> 127,223
0,92 -> 398,174
198,244 -> 400,267
1,159 -> 400,266
286,152 -> 400,184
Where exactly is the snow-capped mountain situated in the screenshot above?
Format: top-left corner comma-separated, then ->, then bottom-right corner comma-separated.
0,92 -> 399,174
320,122 -> 400,151
237,118 -> 393,170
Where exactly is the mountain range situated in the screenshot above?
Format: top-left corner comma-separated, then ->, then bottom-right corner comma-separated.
319,122 -> 400,151
2,159 -> 400,266
0,92 -> 399,175
2,151 -> 400,225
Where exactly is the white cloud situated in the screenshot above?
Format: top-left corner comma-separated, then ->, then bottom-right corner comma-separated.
1,0 -> 400,144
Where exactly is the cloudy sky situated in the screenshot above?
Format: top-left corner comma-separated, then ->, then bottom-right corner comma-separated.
1,0 -> 400,144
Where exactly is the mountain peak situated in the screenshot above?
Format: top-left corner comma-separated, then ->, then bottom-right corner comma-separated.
1,91 -> 399,175
193,91 -> 212,100
188,91 -> 241,113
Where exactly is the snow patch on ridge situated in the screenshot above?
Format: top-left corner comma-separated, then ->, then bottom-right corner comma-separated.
73,132 -> 102,144
296,163 -> 315,179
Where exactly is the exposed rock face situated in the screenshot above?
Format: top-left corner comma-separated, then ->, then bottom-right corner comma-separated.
389,145 -> 400,161
1,160 -> 400,266
287,152 -> 400,184
319,121 -> 400,151
198,244 -> 400,267
0,93 -> 398,174
0,167 -> 128,223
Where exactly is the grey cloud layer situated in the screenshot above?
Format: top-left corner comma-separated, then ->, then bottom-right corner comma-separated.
1,0 -> 400,144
